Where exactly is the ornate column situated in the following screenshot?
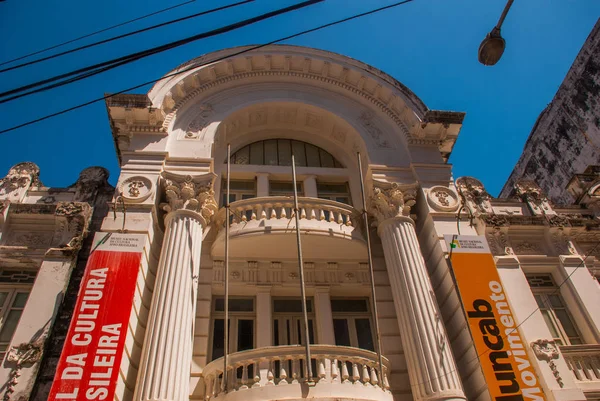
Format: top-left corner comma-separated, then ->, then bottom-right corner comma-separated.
370,182 -> 466,401
135,173 -> 218,401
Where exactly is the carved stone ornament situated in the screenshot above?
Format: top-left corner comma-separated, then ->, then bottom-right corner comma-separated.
486,228 -> 511,256
118,176 -> 153,202
55,202 -> 84,217
548,214 -> 571,228
185,103 -> 214,139
159,172 -> 218,225
514,179 -> 554,215
514,241 -> 541,255
427,186 -> 459,212
0,162 -> 42,198
530,339 -> 563,387
3,340 -> 44,401
455,177 -> 493,215
357,110 -> 392,148
369,181 -> 417,225
71,166 -> 109,202
481,214 -> 510,227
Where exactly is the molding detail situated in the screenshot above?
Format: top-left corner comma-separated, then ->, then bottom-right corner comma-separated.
456,177 -> 493,215
159,172 -> 218,225
118,176 -> 154,202
426,186 -> 459,212
369,181 -> 417,225
530,339 -> 563,387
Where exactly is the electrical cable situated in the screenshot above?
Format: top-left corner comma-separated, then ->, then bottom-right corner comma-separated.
0,0 -> 197,67
0,0 -> 253,74
411,236 -> 600,391
0,0 -> 322,101
0,0 -> 416,134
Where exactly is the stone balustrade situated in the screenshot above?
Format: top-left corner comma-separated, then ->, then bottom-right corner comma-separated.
562,345 -> 600,387
211,197 -> 365,260
202,345 -> 392,401
225,196 -> 357,227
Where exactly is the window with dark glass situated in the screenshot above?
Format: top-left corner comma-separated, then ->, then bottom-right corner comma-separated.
331,298 -> 374,351
0,289 -> 30,362
229,140 -> 344,168
220,180 -> 256,206
210,297 -> 255,361
526,274 -> 583,345
317,182 -> 351,205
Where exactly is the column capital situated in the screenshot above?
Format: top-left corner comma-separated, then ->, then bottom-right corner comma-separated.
369,181 -> 417,227
159,172 -> 218,226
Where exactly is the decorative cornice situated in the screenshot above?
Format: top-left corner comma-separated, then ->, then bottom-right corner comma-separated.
369,181 -> 417,226
159,172 -> 218,226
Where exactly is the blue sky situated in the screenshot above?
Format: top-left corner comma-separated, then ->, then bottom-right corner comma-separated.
0,1 -> 598,196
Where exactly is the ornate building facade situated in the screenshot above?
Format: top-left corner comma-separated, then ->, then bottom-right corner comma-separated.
0,45 -> 599,401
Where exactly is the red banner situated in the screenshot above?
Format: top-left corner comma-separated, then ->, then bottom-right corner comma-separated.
49,233 -> 145,401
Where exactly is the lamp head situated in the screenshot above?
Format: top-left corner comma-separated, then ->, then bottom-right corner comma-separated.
478,27 -> 506,66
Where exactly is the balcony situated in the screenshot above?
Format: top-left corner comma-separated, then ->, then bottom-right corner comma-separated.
202,345 -> 392,401
211,197 -> 366,260
561,345 -> 600,392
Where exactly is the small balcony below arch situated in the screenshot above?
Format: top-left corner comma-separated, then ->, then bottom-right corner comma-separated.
211,197 -> 366,261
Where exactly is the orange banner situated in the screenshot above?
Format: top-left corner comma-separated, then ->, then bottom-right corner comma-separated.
445,235 -> 546,401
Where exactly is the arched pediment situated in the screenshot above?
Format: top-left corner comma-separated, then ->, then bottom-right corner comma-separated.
150,45 -> 464,160
106,45 -> 465,166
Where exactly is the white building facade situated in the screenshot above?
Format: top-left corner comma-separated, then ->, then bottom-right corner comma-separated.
1,45 -> 600,401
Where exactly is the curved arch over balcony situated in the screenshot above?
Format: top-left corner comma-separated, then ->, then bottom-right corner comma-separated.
211,196 -> 366,261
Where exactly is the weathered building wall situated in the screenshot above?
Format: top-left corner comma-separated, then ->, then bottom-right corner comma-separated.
501,19 -> 600,204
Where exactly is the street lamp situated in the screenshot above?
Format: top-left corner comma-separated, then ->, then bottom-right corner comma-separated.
478,0 -> 514,66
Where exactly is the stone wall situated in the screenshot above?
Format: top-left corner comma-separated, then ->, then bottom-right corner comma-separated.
501,19 -> 600,204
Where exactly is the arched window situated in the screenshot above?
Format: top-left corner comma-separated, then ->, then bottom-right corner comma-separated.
230,139 -> 343,168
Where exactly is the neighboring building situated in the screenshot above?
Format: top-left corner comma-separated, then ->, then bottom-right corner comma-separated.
500,18 -> 600,204
1,45 -> 600,401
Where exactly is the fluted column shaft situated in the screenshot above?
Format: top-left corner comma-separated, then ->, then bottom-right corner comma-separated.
136,210 -> 204,401
379,216 -> 465,401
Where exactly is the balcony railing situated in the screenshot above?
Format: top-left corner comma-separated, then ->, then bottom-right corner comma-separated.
211,197 -> 366,259
561,345 -> 600,388
202,345 -> 392,401
224,196 -> 358,227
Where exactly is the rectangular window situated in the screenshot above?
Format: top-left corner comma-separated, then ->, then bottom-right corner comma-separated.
210,297 -> 255,361
317,182 -> 351,205
331,298 -> 374,351
526,274 -> 583,345
0,289 -> 30,361
269,182 -> 303,197
221,179 -> 256,207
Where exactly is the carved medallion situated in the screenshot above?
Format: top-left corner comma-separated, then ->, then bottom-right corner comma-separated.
119,176 -> 154,202
426,186 -> 459,212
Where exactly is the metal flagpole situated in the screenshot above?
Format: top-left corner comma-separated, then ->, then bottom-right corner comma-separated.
291,153 -> 313,381
357,152 -> 385,383
223,143 -> 231,391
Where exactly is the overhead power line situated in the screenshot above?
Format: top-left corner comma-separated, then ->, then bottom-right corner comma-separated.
0,0 -> 322,102
0,0 -> 253,74
0,0 -> 416,135
0,0 -> 196,67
